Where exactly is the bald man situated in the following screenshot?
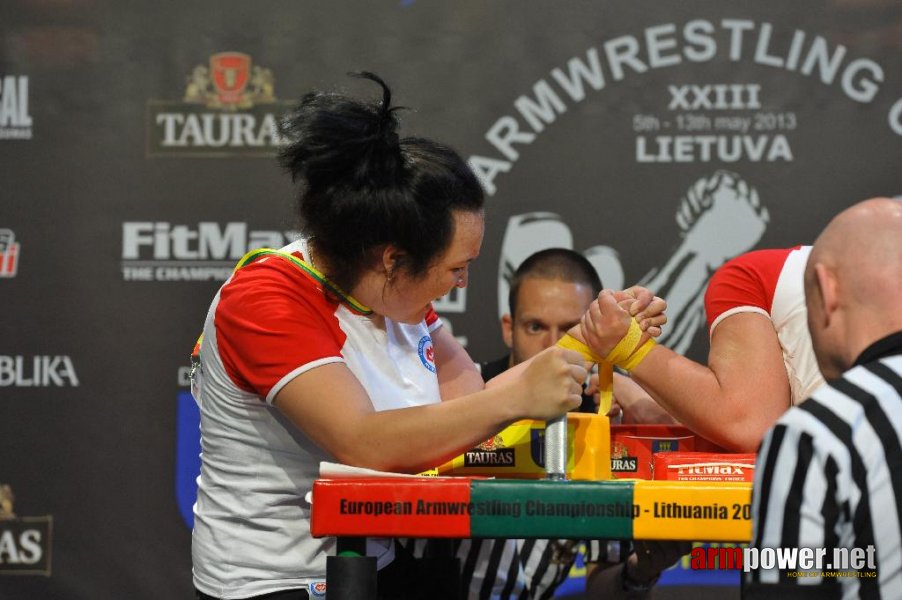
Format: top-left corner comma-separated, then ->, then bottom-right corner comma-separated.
745,198 -> 902,598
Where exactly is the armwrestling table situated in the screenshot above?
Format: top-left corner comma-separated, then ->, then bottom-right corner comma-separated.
311,476 -> 752,598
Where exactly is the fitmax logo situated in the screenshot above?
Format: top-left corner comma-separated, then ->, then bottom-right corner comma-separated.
121,222 -> 297,281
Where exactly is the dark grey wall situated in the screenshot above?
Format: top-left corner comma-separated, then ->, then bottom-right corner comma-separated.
1,1 -> 900,598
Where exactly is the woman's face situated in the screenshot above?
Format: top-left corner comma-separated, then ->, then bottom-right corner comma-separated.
383,210 -> 484,325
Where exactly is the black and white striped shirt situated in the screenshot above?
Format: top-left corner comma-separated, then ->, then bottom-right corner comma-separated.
404,537 -> 607,599
747,332 -> 902,599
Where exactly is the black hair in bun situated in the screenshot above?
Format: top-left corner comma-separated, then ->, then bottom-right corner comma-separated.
278,72 -> 484,291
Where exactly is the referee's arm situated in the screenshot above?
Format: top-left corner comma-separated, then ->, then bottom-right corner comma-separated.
585,541 -> 691,598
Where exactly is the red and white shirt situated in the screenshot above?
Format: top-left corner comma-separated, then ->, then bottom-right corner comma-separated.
191,240 -> 443,599
704,246 -> 823,406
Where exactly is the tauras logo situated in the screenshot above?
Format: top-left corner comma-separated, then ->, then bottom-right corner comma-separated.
0,356 -> 78,387
0,484 -> 53,575
146,52 -> 294,157
153,112 -> 284,150
464,448 -> 516,467
610,442 -> 637,472
611,457 -> 638,472
121,222 -> 297,282
0,75 -> 32,140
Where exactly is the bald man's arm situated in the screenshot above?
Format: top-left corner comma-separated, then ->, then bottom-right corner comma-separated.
629,312 -> 790,452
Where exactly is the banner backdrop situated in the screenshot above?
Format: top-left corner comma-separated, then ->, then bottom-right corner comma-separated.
2,1 -> 900,598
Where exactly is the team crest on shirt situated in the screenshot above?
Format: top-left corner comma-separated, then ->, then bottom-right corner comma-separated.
309,581 -> 327,597
417,336 -> 436,373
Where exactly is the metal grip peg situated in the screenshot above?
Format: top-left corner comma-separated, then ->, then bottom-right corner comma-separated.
544,414 -> 568,480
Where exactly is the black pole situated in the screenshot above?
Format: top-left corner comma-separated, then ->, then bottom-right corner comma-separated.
328,537 -> 376,600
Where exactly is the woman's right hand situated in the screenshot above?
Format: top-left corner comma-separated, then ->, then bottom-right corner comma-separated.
513,346 -> 586,420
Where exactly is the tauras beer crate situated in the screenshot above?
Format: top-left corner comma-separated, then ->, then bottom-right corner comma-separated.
610,424 -> 726,479
419,413 -> 611,481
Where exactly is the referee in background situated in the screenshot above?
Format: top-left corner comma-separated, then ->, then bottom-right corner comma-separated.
747,197 -> 902,599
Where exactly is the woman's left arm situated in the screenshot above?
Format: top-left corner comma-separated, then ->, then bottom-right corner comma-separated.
432,324 -> 485,399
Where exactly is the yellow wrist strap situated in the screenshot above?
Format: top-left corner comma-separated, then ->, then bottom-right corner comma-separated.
557,322 -> 657,371
556,333 -> 604,364
621,338 -> 656,371
555,323 -> 656,415
597,361 -> 614,416
604,319 -> 657,371
604,319 -> 643,365
556,334 -> 613,414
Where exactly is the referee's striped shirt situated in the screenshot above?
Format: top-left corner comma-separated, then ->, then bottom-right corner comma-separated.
747,333 -> 902,599
430,357 -> 606,598
404,537 -> 607,599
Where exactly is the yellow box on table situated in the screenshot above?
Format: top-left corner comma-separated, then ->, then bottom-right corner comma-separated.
419,412 -> 611,480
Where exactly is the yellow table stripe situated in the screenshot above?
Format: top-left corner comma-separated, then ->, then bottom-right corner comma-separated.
632,480 -> 752,542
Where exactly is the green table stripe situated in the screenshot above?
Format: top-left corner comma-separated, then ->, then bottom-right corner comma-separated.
469,479 -> 636,539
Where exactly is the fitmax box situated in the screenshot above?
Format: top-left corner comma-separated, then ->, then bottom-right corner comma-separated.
653,451 -> 756,482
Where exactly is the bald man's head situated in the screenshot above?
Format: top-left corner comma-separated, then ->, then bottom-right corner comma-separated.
805,197 -> 902,378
